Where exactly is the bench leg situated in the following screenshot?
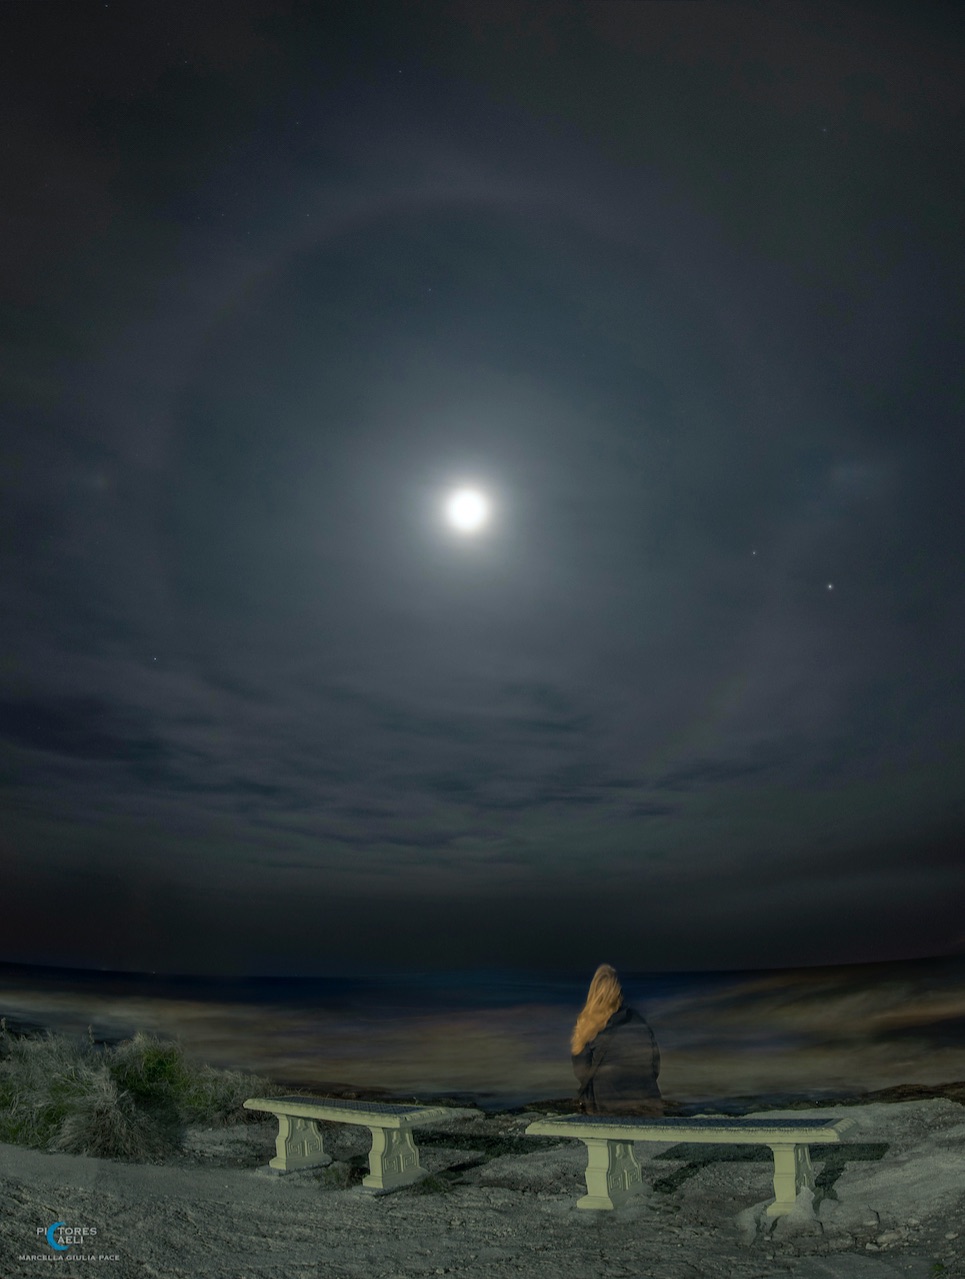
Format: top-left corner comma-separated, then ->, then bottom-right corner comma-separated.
269,1114 -> 331,1172
362,1125 -> 426,1191
576,1138 -> 644,1210
765,1143 -> 815,1218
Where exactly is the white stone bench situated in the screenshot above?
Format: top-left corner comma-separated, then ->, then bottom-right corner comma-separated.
525,1113 -> 856,1214
243,1096 -> 476,1191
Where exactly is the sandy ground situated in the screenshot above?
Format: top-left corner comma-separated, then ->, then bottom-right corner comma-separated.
1,1098 -> 963,1279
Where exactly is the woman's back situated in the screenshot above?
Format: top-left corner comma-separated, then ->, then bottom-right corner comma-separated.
572,1002 -> 662,1115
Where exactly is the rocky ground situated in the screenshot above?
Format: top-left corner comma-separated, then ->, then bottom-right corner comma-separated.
1,1095 -> 963,1279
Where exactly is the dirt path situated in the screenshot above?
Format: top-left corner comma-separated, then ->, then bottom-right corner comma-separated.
2,1102 -> 962,1279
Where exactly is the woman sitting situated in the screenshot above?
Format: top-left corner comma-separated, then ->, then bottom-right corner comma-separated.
571,963 -> 663,1116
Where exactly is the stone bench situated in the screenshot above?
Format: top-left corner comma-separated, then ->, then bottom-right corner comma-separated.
524,1113 -> 856,1214
243,1096 -> 476,1191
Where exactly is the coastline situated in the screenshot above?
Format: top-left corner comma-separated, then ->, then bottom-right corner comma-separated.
6,952 -> 965,1117
4,1007 -> 965,1118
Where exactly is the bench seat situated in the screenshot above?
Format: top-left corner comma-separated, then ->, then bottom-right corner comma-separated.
244,1096 -> 476,1190
525,1112 -> 856,1214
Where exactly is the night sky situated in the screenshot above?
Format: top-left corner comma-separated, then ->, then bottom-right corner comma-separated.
3,1 -> 964,977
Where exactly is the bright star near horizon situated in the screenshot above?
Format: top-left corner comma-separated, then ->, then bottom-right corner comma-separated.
445,487 -> 490,534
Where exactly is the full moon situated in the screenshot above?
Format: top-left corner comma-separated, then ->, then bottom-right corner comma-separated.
445,487 -> 490,533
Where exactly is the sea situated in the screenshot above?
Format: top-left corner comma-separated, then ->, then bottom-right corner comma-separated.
2,953 -> 965,1113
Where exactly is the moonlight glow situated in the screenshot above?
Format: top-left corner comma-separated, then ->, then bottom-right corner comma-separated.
445,488 -> 490,533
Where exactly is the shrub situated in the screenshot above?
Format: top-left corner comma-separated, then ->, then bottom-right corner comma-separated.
176,1063 -> 275,1127
0,1029 -> 101,1150
50,1065 -> 180,1161
0,1023 -> 278,1160
108,1032 -> 189,1100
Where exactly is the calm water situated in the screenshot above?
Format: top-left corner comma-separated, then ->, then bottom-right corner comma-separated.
2,955 -> 964,1112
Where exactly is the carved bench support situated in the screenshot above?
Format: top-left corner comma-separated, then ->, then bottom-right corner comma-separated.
766,1143 -> 815,1217
269,1114 -> 331,1172
577,1137 -> 645,1210
362,1124 -> 426,1190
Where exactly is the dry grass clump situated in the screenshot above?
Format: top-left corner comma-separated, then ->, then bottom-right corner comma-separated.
0,1019 -> 276,1161
50,1065 -> 180,1161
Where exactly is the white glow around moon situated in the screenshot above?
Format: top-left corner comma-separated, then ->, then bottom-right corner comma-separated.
445,487 -> 490,533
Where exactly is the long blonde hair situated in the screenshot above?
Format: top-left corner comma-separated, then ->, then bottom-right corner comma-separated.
571,963 -> 624,1054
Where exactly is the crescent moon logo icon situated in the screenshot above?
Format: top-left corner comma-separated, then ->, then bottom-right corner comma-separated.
46,1221 -> 69,1251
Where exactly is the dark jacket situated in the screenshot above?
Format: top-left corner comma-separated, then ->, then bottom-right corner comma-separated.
571,1005 -> 661,1115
